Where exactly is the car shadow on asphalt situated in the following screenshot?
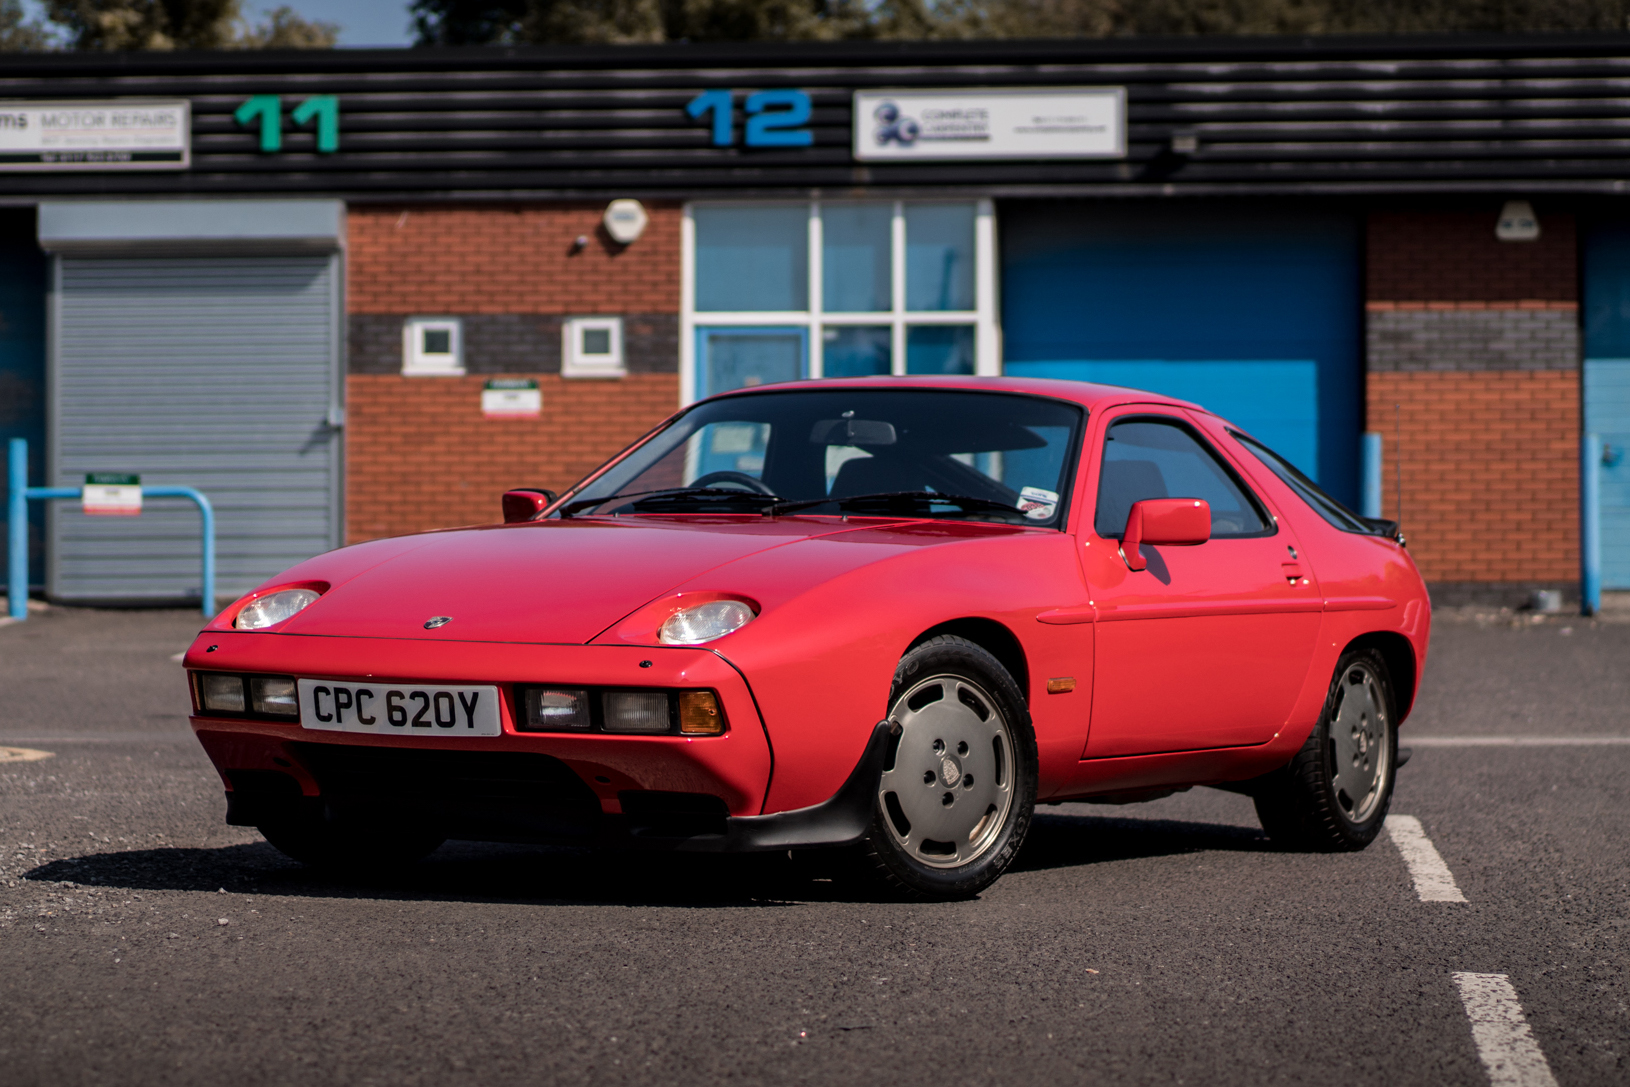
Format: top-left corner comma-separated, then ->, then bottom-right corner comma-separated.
1012,809 -> 1271,873
25,811 -> 1272,906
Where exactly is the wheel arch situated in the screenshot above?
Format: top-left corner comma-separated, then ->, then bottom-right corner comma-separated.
1344,631 -> 1418,721
905,618 -> 1030,704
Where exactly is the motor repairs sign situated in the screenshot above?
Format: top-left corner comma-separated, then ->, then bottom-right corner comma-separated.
853,87 -> 1125,161
0,100 -> 190,170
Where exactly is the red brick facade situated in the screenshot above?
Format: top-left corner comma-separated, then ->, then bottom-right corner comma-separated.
1365,210 -> 1581,589
344,203 -> 684,543
346,374 -> 679,544
1367,211 -> 1577,304
347,203 -> 682,314
1366,370 -> 1579,583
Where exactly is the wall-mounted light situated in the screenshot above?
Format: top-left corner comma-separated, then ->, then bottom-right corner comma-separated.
1496,200 -> 1540,242
603,199 -> 648,245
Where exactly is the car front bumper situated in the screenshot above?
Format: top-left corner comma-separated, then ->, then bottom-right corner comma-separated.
184,632 -> 884,852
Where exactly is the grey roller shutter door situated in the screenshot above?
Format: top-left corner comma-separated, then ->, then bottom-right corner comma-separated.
51,255 -> 341,604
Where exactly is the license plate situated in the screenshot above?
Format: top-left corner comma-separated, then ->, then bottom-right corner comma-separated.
296,679 -> 502,737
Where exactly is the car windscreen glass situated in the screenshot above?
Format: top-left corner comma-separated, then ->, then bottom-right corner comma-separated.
1228,429 -> 1385,535
562,389 -> 1085,526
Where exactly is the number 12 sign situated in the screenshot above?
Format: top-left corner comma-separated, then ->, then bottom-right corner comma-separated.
686,89 -> 812,148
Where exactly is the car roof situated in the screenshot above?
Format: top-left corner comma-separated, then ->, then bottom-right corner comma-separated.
704,375 -> 1206,415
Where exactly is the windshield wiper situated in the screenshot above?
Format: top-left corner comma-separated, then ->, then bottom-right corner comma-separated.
560,487 -> 781,517
766,491 -> 1020,518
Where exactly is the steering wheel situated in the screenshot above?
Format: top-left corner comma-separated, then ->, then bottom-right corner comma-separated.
690,471 -> 776,495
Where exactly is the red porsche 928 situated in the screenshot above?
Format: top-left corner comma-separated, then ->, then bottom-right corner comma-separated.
183,377 -> 1428,899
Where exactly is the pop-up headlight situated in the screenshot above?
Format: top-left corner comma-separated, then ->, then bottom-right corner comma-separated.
235,588 -> 321,630
657,600 -> 755,645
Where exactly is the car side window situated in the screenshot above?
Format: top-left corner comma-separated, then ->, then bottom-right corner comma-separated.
1095,417 -> 1273,539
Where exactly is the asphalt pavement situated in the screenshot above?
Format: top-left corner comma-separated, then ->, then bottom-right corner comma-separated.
0,603 -> 1624,1086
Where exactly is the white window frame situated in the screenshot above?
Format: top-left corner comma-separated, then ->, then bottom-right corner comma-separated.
401,316 -> 464,376
562,315 -> 626,378
680,199 -> 1000,405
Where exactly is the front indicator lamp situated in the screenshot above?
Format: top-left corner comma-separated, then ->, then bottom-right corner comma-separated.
677,691 -> 724,735
235,588 -> 321,630
193,671 -> 300,721
658,600 -> 754,645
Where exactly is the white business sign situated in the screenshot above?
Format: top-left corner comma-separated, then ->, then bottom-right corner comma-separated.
853,87 -> 1125,161
0,100 -> 189,171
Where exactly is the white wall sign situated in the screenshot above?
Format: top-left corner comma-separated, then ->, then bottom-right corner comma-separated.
83,473 -> 142,516
482,378 -> 542,418
0,100 -> 189,171
853,88 -> 1125,161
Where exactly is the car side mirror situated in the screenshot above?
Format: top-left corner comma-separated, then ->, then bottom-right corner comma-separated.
502,488 -> 556,524
1121,498 -> 1210,571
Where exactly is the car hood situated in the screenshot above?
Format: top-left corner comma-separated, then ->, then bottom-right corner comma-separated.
267,517 -> 864,644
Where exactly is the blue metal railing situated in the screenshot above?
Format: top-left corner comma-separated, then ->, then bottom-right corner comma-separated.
1582,433 -> 1602,617
7,437 -> 215,620
1361,432 -> 1384,519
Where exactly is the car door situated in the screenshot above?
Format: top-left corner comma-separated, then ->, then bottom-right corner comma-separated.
1079,408 -> 1323,758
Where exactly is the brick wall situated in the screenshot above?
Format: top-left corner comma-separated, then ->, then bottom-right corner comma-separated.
348,204 -> 681,315
346,374 -> 679,543
345,203 -> 684,543
1366,210 -> 1580,591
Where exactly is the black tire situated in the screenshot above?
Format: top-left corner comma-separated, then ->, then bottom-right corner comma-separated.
855,635 -> 1038,900
258,809 -> 445,872
1253,646 -> 1398,851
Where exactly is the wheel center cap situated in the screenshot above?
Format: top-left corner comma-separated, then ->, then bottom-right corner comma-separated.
940,755 -> 962,788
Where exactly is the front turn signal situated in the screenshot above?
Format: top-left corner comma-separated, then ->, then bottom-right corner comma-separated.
677,691 -> 725,735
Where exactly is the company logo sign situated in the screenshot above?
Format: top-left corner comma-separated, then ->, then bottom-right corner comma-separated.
0,100 -> 189,171
854,88 -> 1125,162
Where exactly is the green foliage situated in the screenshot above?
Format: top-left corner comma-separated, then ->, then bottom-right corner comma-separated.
411,0 -> 1630,44
20,0 -> 337,50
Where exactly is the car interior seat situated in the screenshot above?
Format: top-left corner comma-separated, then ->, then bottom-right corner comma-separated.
1096,458 -> 1168,535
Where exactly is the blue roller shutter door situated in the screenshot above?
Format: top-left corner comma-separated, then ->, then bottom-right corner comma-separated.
1001,202 -> 1362,507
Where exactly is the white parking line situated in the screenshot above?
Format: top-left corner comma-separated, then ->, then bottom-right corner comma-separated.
1453,973 -> 1559,1087
1386,815 -> 1467,902
1409,735 -> 1630,746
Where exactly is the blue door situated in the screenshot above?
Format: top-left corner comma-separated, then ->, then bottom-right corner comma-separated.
1000,202 -> 1362,507
1583,227 -> 1630,589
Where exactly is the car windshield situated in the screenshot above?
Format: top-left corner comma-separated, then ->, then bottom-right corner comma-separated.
561,388 -> 1085,527
1229,429 -> 1392,536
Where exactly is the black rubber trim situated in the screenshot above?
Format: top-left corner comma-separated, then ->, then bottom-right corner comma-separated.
648,718 -> 894,853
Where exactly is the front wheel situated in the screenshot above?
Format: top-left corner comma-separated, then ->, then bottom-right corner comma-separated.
858,636 -> 1037,900
1253,646 -> 1397,851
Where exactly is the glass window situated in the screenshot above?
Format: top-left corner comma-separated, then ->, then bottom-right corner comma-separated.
697,328 -> 805,398
1096,417 -> 1272,539
564,389 -> 1084,528
905,325 -> 976,375
694,206 -> 808,312
905,203 -> 976,311
401,317 -> 463,376
1230,429 -> 1389,536
822,204 -> 892,312
823,325 -> 891,377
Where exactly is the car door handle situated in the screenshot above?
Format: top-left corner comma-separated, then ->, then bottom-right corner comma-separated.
1282,562 -> 1304,584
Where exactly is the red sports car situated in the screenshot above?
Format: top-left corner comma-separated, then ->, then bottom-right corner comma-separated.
183,377 -> 1428,899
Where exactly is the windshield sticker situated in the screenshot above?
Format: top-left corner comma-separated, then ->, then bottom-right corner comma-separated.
1018,486 -> 1059,520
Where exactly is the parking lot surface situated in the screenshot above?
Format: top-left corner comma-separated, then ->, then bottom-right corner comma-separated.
0,605 -> 1624,1086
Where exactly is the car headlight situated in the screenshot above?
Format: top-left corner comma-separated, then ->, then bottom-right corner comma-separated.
235,588 -> 321,630
658,600 -> 755,645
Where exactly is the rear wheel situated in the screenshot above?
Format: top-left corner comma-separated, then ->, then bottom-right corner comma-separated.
857,636 -> 1037,900
1253,647 -> 1397,851
258,809 -> 445,872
